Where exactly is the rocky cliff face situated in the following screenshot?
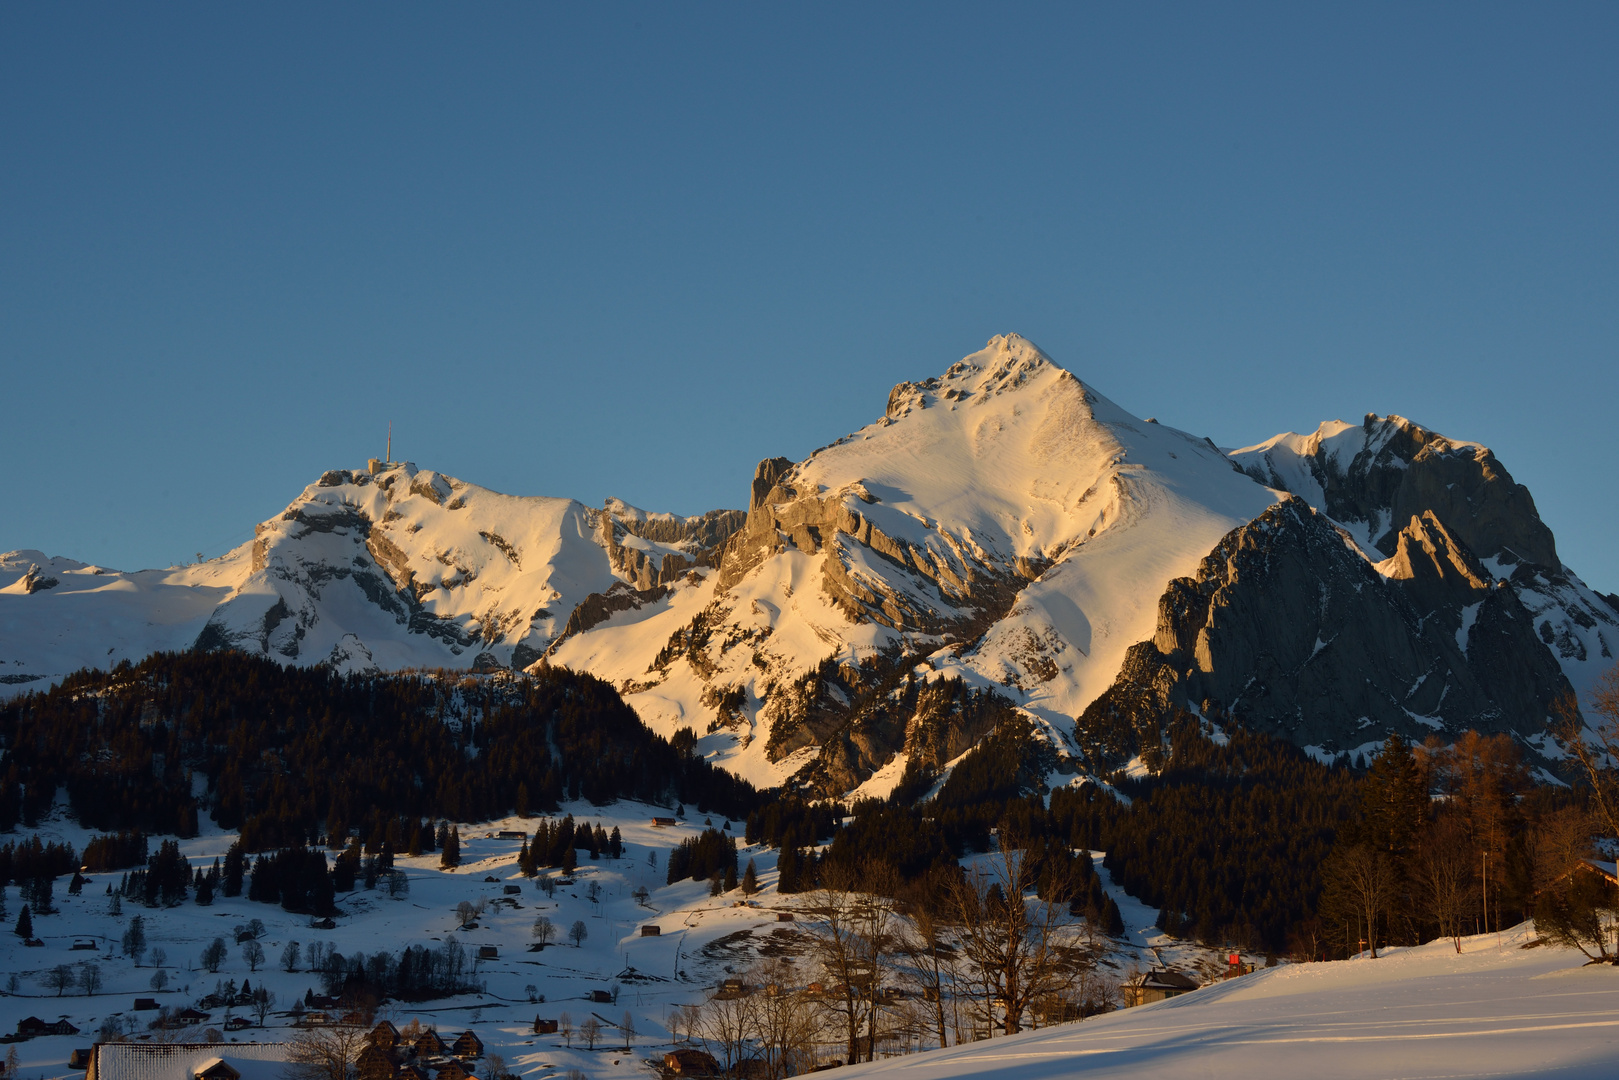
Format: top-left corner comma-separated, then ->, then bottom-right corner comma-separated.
4,334 -> 1611,798
550,334 -> 1280,794
1077,499 -> 1575,770
1232,416 -> 1617,710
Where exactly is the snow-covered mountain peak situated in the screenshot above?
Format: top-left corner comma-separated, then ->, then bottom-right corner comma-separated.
573,337 -> 1281,791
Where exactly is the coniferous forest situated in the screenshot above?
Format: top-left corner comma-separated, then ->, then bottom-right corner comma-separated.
0,650 -> 761,847
0,649 -> 1615,963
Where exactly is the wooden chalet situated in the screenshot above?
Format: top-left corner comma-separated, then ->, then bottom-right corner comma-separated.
435,1063 -> 472,1080
193,1060 -> 240,1080
396,1066 -> 430,1080
651,817 -> 677,827
223,1018 -> 253,1032
1123,969 -> 1199,1007
452,1031 -> 484,1060
496,831 -> 527,840
476,946 -> 499,960
415,1031 -> 449,1058
18,1017 -> 81,1038
357,1045 -> 397,1080
367,1021 -> 402,1050
641,925 -> 661,936
662,1049 -> 718,1076
532,1018 -> 558,1035
133,998 -> 160,1012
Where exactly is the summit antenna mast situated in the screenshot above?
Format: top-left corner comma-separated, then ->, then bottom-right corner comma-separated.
387,422 -> 392,463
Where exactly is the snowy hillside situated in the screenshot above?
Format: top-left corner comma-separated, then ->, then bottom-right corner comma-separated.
834,922 -> 1619,1080
555,334 -> 1280,790
1,470 -> 739,690
1,795 -> 1612,1080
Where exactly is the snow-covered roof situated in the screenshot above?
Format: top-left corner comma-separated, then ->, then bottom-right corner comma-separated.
88,1042 -> 293,1080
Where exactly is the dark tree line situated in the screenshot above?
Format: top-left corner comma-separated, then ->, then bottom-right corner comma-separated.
0,651 -> 763,848
517,815 -> 623,876
83,831 -> 151,872
667,827 -> 738,884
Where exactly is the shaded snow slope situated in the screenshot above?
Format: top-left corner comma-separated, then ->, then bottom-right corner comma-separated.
836,923 -> 1619,1080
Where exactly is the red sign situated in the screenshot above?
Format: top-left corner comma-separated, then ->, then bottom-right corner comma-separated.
1229,953 -> 1240,965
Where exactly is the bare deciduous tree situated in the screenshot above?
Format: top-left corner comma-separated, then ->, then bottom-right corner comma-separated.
1557,669 -> 1619,839
242,940 -> 265,972
693,992 -> 751,1073
744,960 -> 819,1079
250,987 -> 277,1026
288,1021 -> 369,1080
805,861 -> 903,1063
949,843 -> 1076,1036
1413,815 -> 1477,952
201,937 -> 228,973
580,1018 -> 601,1051
896,890 -> 959,1049
1323,843 -> 1397,958
45,963 -> 76,996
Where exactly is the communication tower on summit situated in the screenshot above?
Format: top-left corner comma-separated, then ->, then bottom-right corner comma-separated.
368,422 -> 395,476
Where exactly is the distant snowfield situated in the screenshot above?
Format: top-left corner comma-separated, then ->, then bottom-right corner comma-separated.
840,922 -> 1619,1080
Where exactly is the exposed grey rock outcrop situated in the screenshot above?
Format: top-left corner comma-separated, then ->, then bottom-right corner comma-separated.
716,456 -> 1032,638
19,565 -> 58,593
1076,499 -> 1574,769
1237,413 -> 1558,568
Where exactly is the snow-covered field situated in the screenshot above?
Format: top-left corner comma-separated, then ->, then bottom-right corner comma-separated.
841,923 -> 1619,1080
0,803 -> 796,1080
2,799 -> 1613,1080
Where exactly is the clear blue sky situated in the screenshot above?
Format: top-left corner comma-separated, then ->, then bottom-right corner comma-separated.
3,4 -> 1615,592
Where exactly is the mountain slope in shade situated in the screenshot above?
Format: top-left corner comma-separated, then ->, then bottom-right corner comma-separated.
1231,416 -> 1618,706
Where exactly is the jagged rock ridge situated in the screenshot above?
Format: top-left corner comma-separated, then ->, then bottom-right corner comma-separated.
2,334 -> 1612,795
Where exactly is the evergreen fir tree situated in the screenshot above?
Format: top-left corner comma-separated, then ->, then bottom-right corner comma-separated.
776,847 -> 799,893
14,904 -> 31,938
740,859 -> 758,895
723,863 -> 737,892
1103,896 -> 1125,937
440,827 -> 461,869
223,842 -> 245,897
